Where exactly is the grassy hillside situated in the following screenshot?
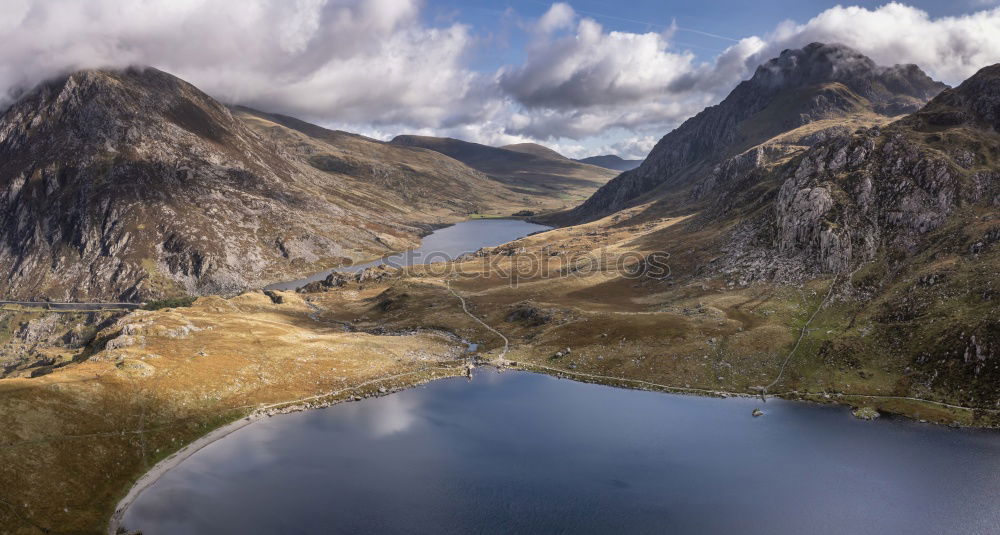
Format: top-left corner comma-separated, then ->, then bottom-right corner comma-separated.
391,135 -> 617,211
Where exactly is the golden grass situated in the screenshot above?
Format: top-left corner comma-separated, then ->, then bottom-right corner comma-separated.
0,291 -> 467,534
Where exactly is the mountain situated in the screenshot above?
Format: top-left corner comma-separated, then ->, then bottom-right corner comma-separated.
575,154 -> 643,172
556,42 -> 948,224
390,135 -> 617,209
0,67 -> 518,301
681,61 -> 1000,283
361,55 -> 1000,420
231,107 -> 522,216
631,57 -> 1000,406
2,45 -> 998,535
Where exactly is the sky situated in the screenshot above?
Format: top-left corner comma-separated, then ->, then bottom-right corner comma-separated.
1,1 -> 1000,159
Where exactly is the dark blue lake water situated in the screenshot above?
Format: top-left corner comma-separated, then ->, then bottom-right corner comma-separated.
123,370 -> 1000,534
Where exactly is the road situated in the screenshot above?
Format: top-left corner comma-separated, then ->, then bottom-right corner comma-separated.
0,301 -> 142,311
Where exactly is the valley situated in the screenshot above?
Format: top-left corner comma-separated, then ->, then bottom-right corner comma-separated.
0,39 -> 998,535
0,68 -> 614,303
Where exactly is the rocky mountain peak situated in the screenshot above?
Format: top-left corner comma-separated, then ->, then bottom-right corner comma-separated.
556,42 -> 948,224
752,42 -> 879,90
744,42 -> 946,114
0,67 -> 244,162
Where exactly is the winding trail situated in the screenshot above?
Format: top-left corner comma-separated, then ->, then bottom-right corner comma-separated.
525,362 -> 742,397
762,275 -> 841,397
445,280 -> 509,359
761,263 -> 870,399
0,300 -> 140,311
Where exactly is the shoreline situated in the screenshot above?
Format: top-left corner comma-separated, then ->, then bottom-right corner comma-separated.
107,365 -> 466,535
512,361 -> 1000,429
107,413 -> 254,534
261,222 -> 453,292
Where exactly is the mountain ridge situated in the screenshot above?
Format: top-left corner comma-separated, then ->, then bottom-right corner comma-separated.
500,142 -> 568,160
553,42 -> 949,225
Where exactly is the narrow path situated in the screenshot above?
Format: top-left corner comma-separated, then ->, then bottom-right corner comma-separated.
254,365 -> 459,413
445,280 -> 509,359
525,362 -> 741,397
439,272 -> 994,416
0,300 -> 140,311
830,392 -> 1000,413
762,263 -> 869,399
762,275 -> 840,397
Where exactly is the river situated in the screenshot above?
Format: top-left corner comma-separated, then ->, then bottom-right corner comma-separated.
265,219 -> 550,291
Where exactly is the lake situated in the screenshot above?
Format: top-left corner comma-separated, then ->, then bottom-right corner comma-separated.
265,219 -> 550,291
122,369 -> 1000,534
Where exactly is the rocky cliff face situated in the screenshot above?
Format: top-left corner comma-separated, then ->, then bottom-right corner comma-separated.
0,68 -> 508,301
724,64 -> 1000,280
560,43 -> 947,224
586,56 -> 997,406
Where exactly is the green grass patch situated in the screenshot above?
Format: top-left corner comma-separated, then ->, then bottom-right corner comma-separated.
142,296 -> 198,311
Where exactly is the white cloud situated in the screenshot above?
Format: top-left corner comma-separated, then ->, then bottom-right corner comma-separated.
495,4 -> 763,140
500,4 -> 700,110
2,1 -> 1000,159
534,135 -> 657,161
0,0 -> 489,128
603,135 -> 659,160
758,3 -> 1000,86
536,2 -> 576,34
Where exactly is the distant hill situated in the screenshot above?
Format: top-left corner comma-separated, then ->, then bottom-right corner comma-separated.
390,136 -> 616,210
575,154 -> 643,172
500,142 -> 568,160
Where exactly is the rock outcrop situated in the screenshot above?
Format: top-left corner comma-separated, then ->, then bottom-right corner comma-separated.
0,309 -> 123,377
734,63 -> 1000,279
